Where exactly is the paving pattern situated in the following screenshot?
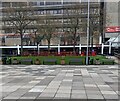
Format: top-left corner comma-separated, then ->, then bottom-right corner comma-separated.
0,65 -> 119,101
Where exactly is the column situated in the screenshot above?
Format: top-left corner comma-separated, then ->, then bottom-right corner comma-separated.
79,44 -> 81,54
38,44 -> 40,55
58,44 -> 60,54
101,43 -> 104,54
17,45 -> 20,55
109,42 -> 112,55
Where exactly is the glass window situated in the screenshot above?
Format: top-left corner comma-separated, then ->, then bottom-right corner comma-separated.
12,2 -> 27,7
29,2 -> 37,6
46,2 -> 54,5
40,10 -> 44,14
2,2 -> 11,7
5,29 -> 12,33
81,0 -> 88,2
57,10 -> 61,14
63,2 -> 70,4
55,2 -> 61,5
53,10 -> 57,14
40,2 -> 44,5
0,2 -> 2,7
93,8 -> 98,14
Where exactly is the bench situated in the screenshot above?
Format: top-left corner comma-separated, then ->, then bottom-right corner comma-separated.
69,58 -> 83,65
20,59 -> 33,65
43,59 -> 57,65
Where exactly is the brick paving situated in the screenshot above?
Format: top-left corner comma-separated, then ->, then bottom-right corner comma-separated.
0,65 -> 119,101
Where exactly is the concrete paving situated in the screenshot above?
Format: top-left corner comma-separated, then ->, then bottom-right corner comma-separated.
0,65 -> 119,101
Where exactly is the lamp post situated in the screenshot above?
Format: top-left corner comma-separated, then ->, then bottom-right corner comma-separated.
86,0 -> 90,65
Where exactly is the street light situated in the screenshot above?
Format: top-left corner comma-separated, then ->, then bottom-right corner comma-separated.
86,0 -> 90,65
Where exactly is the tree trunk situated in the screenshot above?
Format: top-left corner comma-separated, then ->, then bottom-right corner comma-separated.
91,32 -> 93,51
73,28 -> 77,54
20,32 -> 23,56
48,40 -> 50,54
37,42 -> 39,55
73,40 -> 76,54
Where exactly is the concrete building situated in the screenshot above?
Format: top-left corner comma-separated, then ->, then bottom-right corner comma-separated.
0,0 -> 104,46
105,1 -> 120,48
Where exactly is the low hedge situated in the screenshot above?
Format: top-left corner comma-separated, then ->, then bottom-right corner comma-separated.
100,59 -> 114,65
7,56 -> 86,65
6,55 -> 114,65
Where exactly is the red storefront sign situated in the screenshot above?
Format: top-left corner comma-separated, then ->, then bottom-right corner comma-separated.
106,26 -> 120,33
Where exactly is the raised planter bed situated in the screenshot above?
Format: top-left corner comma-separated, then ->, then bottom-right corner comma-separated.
7,55 -> 116,65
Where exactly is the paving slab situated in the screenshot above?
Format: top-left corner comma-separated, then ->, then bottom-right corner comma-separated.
1,65 -> 118,100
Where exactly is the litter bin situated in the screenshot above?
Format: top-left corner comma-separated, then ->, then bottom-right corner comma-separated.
2,56 -> 7,64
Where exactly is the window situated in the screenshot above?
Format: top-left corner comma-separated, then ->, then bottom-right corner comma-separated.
34,11 -> 38,15
57,10 -> 61,14
29,2 -> 37,6
53,10 -> 57,14
81,8 -> 87,14
5,29 -> 12,33
50,10 -> 53,14
12,2 -> 27,7
81,0 -> 88,2
40,2 -> 44,5
63,2 -> 74,4
0,2 -> 2,7
2,2 -> 11,7
46,2 -> 54,5
40,10 -> 44,15
54,2 -> 61,5
93,8 -> 98,14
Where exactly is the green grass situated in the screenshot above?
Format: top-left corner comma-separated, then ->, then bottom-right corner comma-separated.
6,55 -> 114,65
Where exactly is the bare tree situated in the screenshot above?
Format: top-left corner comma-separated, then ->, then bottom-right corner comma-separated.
3,2 -> 33,55
63,3 -> 105,55
65,4 -> 81,54
37,15 -> 56,53
34,27 -> 44,54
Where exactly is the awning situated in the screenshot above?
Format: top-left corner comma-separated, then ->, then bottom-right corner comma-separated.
105,32 -> 119,38
108,35 -> 120,47
108,35 -> 120,42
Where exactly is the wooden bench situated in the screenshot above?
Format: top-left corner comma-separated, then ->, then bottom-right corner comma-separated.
20,59 -> 33,65
43,59 -> 57,65
69,58 -> 83,65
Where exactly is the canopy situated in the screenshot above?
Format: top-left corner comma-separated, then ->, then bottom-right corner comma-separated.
108,35 -> 120,47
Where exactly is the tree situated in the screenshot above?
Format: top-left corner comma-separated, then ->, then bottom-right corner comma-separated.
34,28 -> 44,54
65,4 -> 81,54
3,2 -> 33,55
89,17 -> 100,50
37,14 -> 56,53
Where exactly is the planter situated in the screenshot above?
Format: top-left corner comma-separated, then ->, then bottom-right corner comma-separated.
61,59 -> 65,65
12,58 -> 19,65
35,59 -> 40,65
95,59 -> 100,65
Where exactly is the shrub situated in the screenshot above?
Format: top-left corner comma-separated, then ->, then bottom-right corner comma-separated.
100,59 -> 114,65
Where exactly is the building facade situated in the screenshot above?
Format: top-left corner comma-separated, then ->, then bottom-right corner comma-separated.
105,1 -> 120,48
0,0 -> 104,46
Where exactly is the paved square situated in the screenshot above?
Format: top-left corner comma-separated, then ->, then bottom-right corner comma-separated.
0,65 -> 119,101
